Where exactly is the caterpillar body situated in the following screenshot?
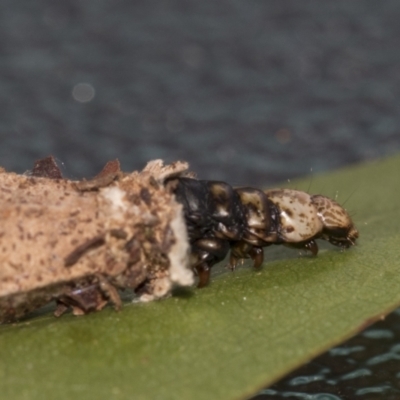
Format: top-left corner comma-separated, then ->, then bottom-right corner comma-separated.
168,177 -> 359,287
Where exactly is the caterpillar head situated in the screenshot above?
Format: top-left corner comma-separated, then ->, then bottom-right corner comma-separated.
311,195 -> 358,248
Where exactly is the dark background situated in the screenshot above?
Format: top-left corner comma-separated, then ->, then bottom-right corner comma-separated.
1,1 -> 400,398
1,1 -> 400,186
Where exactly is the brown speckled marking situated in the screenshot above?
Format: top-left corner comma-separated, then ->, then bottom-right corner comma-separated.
265,189 -> 323,243
64,235 -> 106,267
74,159 -> 121,191
109,229 -> 128,239
140,188 -> 152,205
312,195 -> 352,228
31,156 -> 63,179
311,194 -> 358,246
95,159 -> 121,179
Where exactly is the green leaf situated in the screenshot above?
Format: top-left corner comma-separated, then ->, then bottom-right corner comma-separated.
1,155 -> 400,400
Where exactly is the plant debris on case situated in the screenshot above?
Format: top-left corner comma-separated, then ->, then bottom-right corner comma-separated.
0,156 -> 194,323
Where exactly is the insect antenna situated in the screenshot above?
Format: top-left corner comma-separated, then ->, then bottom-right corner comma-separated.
348,211 -> 357,218
306,167 -> 314,194
340,186 -> 359,207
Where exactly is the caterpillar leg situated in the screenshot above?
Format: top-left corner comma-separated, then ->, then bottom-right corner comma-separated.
194,263 -> 211,288
248,246 -> 264,269
191,238 -> 230,287
230,241 -> 266,270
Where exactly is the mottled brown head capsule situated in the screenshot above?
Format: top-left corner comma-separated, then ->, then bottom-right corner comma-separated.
311,195 -> 359,248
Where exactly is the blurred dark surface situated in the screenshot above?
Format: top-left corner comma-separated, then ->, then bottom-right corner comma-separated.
1,1 -> 400,186
1,1 -> 400,399
254,311 -> 400,399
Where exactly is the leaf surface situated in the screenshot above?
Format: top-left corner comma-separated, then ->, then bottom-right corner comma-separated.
1,155 -> 400,400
